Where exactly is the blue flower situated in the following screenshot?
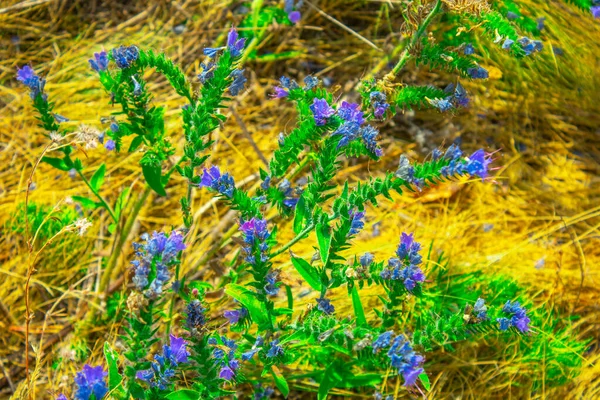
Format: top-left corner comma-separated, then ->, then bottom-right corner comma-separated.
198,62 -> 215,83
264,270 -> 280,296
279,76 -> 299,90
228,69 -> 247,96
332,121 -> 361,148
186,299 -> 206,331
131,76 -> 142,96
385,333 -> 424,386
239,218 -> 270,265
444,144 -> 462,160
451,82 -> 469,107
111,45 -> 139,69
53,113 -> 69,123
360,125 -> 383,157
432,148 -> 442,160
518,37 -> 543,55
16,65 -> 45,100
316,297 -> 335,315
502,38 -> 515,50
498,300 -> 531,333
89,50 -> 108,72
369,91 -> 390,119
507,11 -> 519,20
593,5 -> 600,19
380,233 -> 425,292
109,122 -> 119,132
272,86 -> 289,98
104,139 -> 115,151
348,209 -> 365,236
289,10 -> 301,24
199,166 -> 236,198
303,75 -> 319,90
136,335 -> 189,389
463,43 -> 475,55
74,365 -> 108,400
227,28 -> 246,58
219,366 -> 235,380
467,66 -> 489,79
278,179 -> 298,208
224,308 -> 248,324
473,298 -> 488,320
360,252 -> 374,267
241,348 -> 260,361
310,98 -> 335,126
465,149 -> 493,179
203,47 -> 225,58
372,331 -> 394,353
254,385 -> 275,400
427,97 -> 453,112
266,339 -> 284,358
497,317 -> 511,331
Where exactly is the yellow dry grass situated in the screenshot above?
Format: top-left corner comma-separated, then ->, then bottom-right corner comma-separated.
0,0 -> 599,399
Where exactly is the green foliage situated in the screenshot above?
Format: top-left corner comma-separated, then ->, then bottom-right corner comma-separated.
7,202 -> 77,241
394,85 -> 448,110
417,38 -> 478,78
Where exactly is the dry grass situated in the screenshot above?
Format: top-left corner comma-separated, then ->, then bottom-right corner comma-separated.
1,0 -> 599,398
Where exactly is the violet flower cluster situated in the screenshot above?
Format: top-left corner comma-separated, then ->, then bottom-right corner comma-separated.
428,82 -> 470,112
372,331 -> 424,386
380,233 -> 426,292
209,336 -> 240,381
439,144 -> 493,180
62,364 -> 107,400
111,45 -> 140,69
199,166 -> 236,198
136,334 -> 190,390
16,65 -> 46,100
131,230 -> 186,298
497,300 -> 531,333
284,0 -> 303,24
239,217 -> 270,266
369,91 -> 390,119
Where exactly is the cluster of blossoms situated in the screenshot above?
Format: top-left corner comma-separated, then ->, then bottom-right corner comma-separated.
497,300 -> 531,333
372,331 -> 424,386
98,120 -> 118,151
473,298 -> 489,320
369,91 -> 390,119
501,37 -> 543,55
428,82 -> 469,112
88,50 -> 108,72
239,218 -> 270,266
241,336 -> 285,361
316,297 -> 335,315
348,209 -> 365,236
209,336 -> 240,380
57,365 -> 108,400
111,45 -> 140,69
593,1 -> 600,19
16,65 -> 46,100
253,384 -> 275,400
185,298 -> 207,335
284,0 -> 303,24
439,144 -> 493,180
136,334 -> 190,390
276,178 -> 300,208
202,28 -> 247,95
380,233 -> 425,292
199,165 -> 236,198
131,231 -> 186,298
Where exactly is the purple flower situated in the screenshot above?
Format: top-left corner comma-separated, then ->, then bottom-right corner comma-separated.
198,62 -> 215,83
593,5 -> 600,18
316,297 -> 335,315
333,121 -> 361,148
303,75 -> 319,90
224,308 -> 248,324
272,86 -> 289,98
360,252 -> 374,267
473,298 -> 488,320
111,45 -> 139,69
167,334 -> 190,365
136,335 -> 189,390
227,28 -> 246,58
186,299 -> 206,330
104,139 -> 115,151
465,149 -> 493,179
498,300 -> 531,333
74,364 -> 107,400
372,331 -> 394,353
278,179 -> 299,208
338,101 -> 365,125
16,65 -> 45,99
228,69 -> 247,96
348,209 -> 365,236
463,43 -> 475,55
387,334 -> 424,386
266,339 -> 284,358
219,366 -> 235,380
203,47 -> 224,58
310,98 -> 335,126
57,394 -> 68,400
239,218 -> 270,265
199,166 -> 236,198
288,10 -> 301,24
264,270 -> 280,296
360,125 -> 383,157
89,50 -> 108,72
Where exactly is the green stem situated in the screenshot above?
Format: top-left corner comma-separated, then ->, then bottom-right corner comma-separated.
386,0 -> 442,79
77,169 -> 118,222
270,222 -> 315,258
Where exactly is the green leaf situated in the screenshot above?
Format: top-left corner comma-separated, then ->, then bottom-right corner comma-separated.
166,390 -> 201,400
225,283 -> 270,328
318,363 -> 342,400
103,342 -> 123,392
270,366 -> 289,398
291,257 -> 322,291
272,307 -> 293,316
41,156 -> 70,171
142,162 -> 166,196
293,196 -> 307,234
351,286 -> 367,327
71,195 -> 100,209
316,220 -> 332,264
129,135 -> 145,152
419,372 -> 431,391
114,187 -> 131,219
90,164 -> 106,192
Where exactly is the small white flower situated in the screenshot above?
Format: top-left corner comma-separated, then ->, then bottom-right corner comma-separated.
49,131 -> 63,142
75,124 -> 101,149
74,218 -> 92,236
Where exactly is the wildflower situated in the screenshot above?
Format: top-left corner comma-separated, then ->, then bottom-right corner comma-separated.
266,339 -> 284,358
104,139 -> 115,151
74,218 -> 92,236
380,233 -> 425,292
360,125 -> 383,157
203,47 -> 224,58
88,50 -> 108,72
186,299 -> 206,331
333,121 -> 361,148
239,218 -> 270,265
131,231 -> 186,298
74,365 -> 108,400
198,62 -> 215,84
473,298 -> 488,319
360,252 -> 374,267
369,91 -> 390,119
289,11 -> 301,24
432,148 -> 442,160
535,257 -> 545,270
463,43 -> 475,55
228,69 -> 247,96
50,131 -> 63,142
467,66 -> 489,79
444,143 -> 462,160
224,308 -> 247,324
498,300 -> 531,333
219,366 -> 235,380
264,270 -> 280,296
75,124 -> 101,149
310,98 -> 335,126
465,149 -> 493,179
387,334 -> 424,386
137,335 -> 189,390
316,297 -> 335,315
254,385 -> 275,400
427,97 -> 453,112
506,11 -> 519,20
227,28 -> 246,57
279,76 -> 299,90
303,75 -> 319,90
395,155 -> 413,181
348,209 -> 365,236
518,37 -> 543,55
502,38 -> 515,50
57,394 -> 67,400
199,165 -> 236,198
53,113 -> 69,123
593,5 -> 600,19
338,101 -> 365,125
111,45 -> 139,69
272,86 -> 289,98
372,331 -> 394,353
451,82 -> 469,107
16,65 -> 45,100
278,179 -> 298,208
284,0 -> 303,23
